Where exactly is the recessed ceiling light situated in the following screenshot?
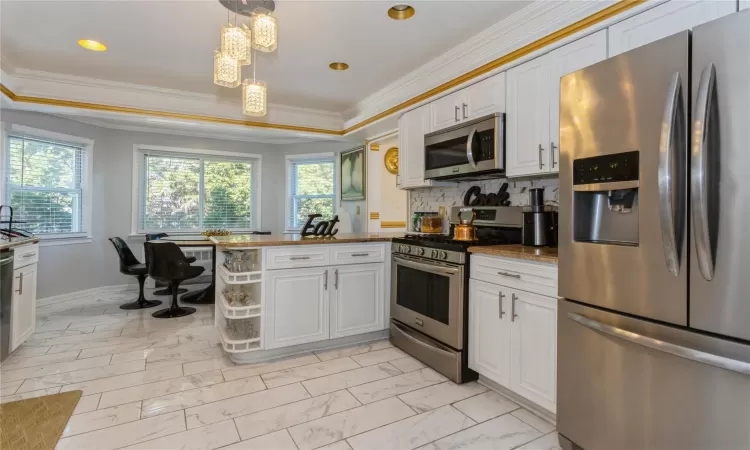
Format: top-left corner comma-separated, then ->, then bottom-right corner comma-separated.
388,5 -> 415,20
78,39 -> 107,51
329,62 -> 349,71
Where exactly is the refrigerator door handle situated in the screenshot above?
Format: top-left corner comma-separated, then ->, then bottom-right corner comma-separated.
657,71 -> 686,277
692,63 -> 717,281
567,312 -> 750,376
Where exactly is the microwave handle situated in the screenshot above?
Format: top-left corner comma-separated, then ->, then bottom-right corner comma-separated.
466,127 -> 478,169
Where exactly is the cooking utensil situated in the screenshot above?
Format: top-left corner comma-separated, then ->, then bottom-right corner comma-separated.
453,208 -> 477,241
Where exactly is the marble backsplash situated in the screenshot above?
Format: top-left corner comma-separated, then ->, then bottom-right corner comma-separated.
409,176 -> 559,217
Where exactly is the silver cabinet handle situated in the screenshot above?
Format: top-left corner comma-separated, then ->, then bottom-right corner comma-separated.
289,256 -> 311,261
538,144 -> 545,170
692,63 -> 717,281
511,293 -> 518,322
658,71 -> 686,277
334,269 -> 339,290
498,291 -> 505,319
350,253 -> 369,257
466,127 -> 478,169
462,103 -> 468,119
497,271 -> 521,279
568,312 -> 750,376
454,106 -> 460,122
324,270 -> 328,290
16,272 -> 24,295
21,252 -> 35,258
550,142 -> 557,168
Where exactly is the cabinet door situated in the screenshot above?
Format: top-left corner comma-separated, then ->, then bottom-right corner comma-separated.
11,264 -> 37,351
506,56 -> 550,177
431,91 -> 463,131
399,105 -> 432,188
510,289 -> 557,412
468,279 -> 512,388
331,263 -> 384,338
465,72 -> 506,120
608,0 -> 736,56
265,267 -> 329,349
547,30 -> 607,173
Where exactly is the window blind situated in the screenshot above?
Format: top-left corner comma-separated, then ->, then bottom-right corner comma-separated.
287,158 -> 336,230
139,151 -> 256,232
5,135 -> 85,235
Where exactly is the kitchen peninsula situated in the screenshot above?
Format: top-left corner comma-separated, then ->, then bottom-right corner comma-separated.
208,232 -> 404,363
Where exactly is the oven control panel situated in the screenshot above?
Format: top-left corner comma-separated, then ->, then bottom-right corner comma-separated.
392,243 -> 465,265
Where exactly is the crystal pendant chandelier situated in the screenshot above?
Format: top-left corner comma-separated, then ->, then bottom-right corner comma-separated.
250,9 -> 277,52
214,0 -> 277,117
220,24 -> 252,65
242,79 -> 267,116
213,50 -> 241,88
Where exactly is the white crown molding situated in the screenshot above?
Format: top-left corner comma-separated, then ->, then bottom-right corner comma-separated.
1,65 -> 344,132
342,0 -> 664,128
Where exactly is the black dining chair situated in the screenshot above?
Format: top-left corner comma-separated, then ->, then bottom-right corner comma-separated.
144,241 -> 204,319
108,237 -> 162,310
145,233 -> 195,295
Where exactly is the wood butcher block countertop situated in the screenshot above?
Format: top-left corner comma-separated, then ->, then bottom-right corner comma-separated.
468,244 -> 558,264
0,237 -> 40,251
209,232 -> 406,247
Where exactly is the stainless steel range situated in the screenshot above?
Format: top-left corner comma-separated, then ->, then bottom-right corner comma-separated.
390,206 -> 522,383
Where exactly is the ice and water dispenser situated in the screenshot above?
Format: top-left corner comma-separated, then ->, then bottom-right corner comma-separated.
573,151 -> 639,246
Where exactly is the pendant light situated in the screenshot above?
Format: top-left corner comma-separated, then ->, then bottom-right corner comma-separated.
213,50 -> 241,88
250,8 -> 277,52
243,47 -> 267,116
220,24 -> 252,65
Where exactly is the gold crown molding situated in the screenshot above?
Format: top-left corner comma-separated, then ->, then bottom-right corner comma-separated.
369,212 -> 380,220
370,144 -> 380,151
0,0 -> 642,138
341,0 -> 645,134
381,221 -> 406,228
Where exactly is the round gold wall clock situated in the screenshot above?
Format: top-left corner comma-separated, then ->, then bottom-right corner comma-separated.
384,147 -> 399,175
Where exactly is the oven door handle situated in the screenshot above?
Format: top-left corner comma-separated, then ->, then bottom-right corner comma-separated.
392,255 -> 459,277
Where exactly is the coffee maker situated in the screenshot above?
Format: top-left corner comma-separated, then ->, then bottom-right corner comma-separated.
522,188 -> 558,247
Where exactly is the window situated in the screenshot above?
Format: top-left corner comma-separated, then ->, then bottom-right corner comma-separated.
3,130 -> 92,240
134,147 -> 260,233
286,154 -> 337,231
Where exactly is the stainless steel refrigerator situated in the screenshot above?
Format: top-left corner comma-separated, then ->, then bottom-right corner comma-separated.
557,10 -> 750,450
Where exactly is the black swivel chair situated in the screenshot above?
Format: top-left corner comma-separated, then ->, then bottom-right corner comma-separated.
144,241 -> 204,319
108,237 -> 162,310
145,233 -> 195,295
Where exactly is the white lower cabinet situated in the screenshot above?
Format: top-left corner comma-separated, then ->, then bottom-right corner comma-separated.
331,263 -> 384,338
265,267 -> 330,349
509,289 -> 557,413
11,262 -> 37,351
469,267 -> 558,413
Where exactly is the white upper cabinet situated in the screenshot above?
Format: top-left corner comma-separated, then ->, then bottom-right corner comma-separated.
430,73 -> 506,131
547,30 -> 608,173
506,56 -> 550,177
265,267 -> 329,349
330,263 -> 384,338
469,279 -> 512,387
510,289 -> 557,413
398,105 -> 434,189
608,0 -> 737,56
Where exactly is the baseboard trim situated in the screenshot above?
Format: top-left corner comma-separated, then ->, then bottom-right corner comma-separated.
37,284 -> 136,306
477,375 -> 557,425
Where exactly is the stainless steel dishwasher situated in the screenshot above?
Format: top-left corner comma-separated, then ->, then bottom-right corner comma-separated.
1,249 -> 14,362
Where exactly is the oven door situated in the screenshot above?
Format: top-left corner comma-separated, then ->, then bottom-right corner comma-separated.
390,254 -> 463,349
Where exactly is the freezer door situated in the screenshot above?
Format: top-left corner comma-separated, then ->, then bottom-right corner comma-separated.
559,32 -> 689,325
690,10 -> 750,342
558,299 -> 750,450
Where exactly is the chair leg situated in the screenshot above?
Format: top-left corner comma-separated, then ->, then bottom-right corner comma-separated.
152,280 -> 196,319
120,275 -> 162,310
154,287 -> 187,296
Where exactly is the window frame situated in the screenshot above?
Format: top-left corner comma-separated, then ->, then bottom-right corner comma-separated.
285,152 -> 337,232
131,145 -> 262,235
2,124 -> 94,246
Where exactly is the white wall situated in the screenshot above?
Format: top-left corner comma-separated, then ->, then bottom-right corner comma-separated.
0,110 -> 356,298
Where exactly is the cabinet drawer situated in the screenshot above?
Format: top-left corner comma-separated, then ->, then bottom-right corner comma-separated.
470,255 -> 557,297
265,246 -> 330,270
13,243 -> 39,269
330,244 -> 385,265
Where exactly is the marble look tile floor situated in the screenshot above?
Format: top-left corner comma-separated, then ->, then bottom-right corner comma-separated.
0,286 -> 561,450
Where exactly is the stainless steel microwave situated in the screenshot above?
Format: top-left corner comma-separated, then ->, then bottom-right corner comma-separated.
424,113 -> 505,181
